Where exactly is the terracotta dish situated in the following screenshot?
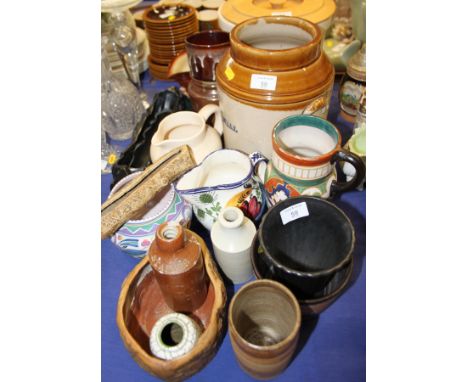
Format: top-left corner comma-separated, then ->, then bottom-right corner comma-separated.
117,230 -> 227,381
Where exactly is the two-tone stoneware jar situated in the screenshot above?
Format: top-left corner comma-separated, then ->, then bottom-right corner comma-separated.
216,16 -> 335,159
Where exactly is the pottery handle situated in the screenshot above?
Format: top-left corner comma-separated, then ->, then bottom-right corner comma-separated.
198,104 -> 223,136
330,149 -> 366,195
249,152 -> 268,184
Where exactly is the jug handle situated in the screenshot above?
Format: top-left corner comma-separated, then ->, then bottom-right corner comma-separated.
249,152 -> 268,184
198,104 -> 223,136
330,149 -> 366,195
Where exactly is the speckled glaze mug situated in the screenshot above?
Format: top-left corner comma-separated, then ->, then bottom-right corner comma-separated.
228,280 -> 301,379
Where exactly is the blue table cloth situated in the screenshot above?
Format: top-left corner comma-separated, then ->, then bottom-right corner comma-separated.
102,72 -> 366,381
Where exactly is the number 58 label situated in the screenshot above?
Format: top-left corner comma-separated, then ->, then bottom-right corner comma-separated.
250,74 -> 277,91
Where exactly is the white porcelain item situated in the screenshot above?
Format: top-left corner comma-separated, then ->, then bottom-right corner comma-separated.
149,313 -> 201,360
150,103 -> 223,164
175,149 -> 267,231
211,207 -> 256,284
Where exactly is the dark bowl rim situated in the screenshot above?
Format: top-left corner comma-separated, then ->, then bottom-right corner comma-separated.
250,232 -> 354,304
258,196 -> 355,278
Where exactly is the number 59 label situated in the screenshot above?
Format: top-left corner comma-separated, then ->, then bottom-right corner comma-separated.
280,202 -> 309,225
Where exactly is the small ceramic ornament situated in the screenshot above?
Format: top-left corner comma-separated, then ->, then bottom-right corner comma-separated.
211,207 -> 256,284
149,312 -> 201,360
339,43 -> 366,121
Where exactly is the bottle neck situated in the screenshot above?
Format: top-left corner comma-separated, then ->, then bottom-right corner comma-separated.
218,207 -> 244,230
156,223 -> 185,252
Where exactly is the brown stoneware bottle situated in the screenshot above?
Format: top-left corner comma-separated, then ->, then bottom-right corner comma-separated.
148,222 -> 208,312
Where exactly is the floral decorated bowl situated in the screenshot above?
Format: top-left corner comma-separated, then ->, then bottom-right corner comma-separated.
108,172 -> 192,258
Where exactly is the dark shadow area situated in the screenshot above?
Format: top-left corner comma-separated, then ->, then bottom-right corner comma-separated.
190,217 -> 235,344
331,199 -> 366,286
291,314 -> 320,361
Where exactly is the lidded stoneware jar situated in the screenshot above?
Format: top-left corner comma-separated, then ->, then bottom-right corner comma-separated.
148,222 -> 208,312
218,0 -> 336,33
216,16 -> 335,159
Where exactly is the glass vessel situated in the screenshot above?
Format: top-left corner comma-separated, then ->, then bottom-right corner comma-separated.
109,11 -> 141,88
101,36 -> 145,141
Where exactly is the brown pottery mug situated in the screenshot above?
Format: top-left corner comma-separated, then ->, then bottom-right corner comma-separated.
228,279 -> 301,379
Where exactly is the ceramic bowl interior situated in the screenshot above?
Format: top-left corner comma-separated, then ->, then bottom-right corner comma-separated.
185,30 -> 230,47
176,149 -> 252,191
275,117 -> 339,158
230,281 -> 299,347
123,263 -> 215,354
237,18 -> 313,51
259,197 -> 354,275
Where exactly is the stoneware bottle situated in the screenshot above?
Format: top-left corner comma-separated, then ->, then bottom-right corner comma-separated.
210,207 -> 256,284
148,222 -> 208,312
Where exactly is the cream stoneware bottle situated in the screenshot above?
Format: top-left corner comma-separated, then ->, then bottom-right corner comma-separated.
210,207 -> 256,284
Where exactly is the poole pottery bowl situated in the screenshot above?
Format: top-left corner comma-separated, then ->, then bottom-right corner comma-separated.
258,196 -> 354,298
117,230 -> 226,381
251,233 -> 353,315
109,172 -> 192,258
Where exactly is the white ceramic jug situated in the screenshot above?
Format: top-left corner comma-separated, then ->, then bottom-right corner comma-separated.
150,103 -> 223,164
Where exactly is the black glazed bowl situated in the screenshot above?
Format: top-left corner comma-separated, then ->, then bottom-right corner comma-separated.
251,233 -> 353,314
258,196 -> 355,298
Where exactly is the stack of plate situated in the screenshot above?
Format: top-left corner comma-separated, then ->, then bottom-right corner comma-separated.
143,4 -> 199,80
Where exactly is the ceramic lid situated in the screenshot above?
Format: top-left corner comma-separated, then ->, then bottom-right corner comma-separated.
346,43 -> 366,81
202,0 -> 224,9
220,0 -> 336,25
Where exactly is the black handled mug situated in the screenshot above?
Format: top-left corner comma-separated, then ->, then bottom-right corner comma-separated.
257,115 -> 365,205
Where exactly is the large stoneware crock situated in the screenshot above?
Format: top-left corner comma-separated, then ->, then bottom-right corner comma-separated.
216,16 -> 334,159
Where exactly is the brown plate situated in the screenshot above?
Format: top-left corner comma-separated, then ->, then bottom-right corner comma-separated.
116,230 -> 226,380
143,4 -> 197,26
146,29 -> 199,42
148,51 -> 179,61
251,233 -> 353,316
144,18 -> 198,31
148,43 -> 186,53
